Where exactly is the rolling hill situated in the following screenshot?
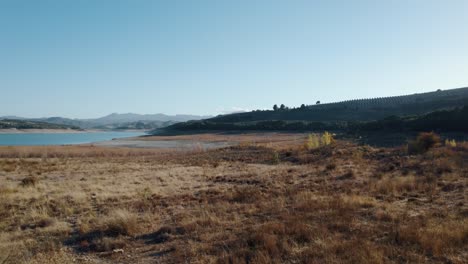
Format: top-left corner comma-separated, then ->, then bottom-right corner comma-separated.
210,87 -> 468,123
159,87 -> 468,133
0,119 -> 80,130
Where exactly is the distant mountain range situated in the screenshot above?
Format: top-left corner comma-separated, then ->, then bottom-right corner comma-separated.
0,113 -> 211,130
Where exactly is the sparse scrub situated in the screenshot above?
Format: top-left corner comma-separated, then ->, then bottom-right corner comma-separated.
372,175 -> 437,195
229,186 -> 264,203
97,209 -> 139,237
271,151 -> 280,164
75,209 -> 139,253
445,138 -> 457,147
373,209 -> 394,222
434,158 -> 453,175
20,176 -> 39,187
325,163 -> 336,171
340,194 -> 377,208
321,131 -> 334,145
407,132 -> 440,155
0,160 -> 17,172
336,170 -> 355,180
305,133 -> 320,150
0,134 -> 466,263
396,218 -> 468,256
304,131 -> 335,150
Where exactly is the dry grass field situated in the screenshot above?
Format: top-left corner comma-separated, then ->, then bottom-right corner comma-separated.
0,133 -> 467,263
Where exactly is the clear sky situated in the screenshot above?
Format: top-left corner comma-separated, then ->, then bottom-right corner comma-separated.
1,0 -> 468,118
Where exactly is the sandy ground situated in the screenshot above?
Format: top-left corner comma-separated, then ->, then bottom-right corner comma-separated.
95,133 -> 306,149
94,138 -> 234,149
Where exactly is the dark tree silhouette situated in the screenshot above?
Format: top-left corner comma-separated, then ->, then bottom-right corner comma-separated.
273,104 -> 278,111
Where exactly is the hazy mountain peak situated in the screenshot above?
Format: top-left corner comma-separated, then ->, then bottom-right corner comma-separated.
1,113 -> 213,129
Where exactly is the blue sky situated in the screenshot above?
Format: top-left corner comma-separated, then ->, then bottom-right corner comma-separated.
1,0 -> 468,118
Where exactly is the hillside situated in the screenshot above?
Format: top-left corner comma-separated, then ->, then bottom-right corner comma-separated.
159,106 -> 468,135
353,106 -> 468,133
209,87 -> 468,123
0,119 -> 80,130
159,87 -> 468,134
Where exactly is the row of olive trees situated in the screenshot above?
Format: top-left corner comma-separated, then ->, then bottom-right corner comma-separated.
269,88 -> 468,112
273,101 -> 320,111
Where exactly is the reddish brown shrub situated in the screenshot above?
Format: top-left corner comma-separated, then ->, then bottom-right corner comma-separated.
408,132 -> 441,155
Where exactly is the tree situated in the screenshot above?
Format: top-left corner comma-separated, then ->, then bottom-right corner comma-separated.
316,101 -> 321,105
135,121 -> 145,129
300,104 -> 306,109
273,104 -> 278,111
280,104 -> 286,110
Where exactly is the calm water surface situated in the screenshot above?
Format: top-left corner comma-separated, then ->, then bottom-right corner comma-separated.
0,132 -> 146,146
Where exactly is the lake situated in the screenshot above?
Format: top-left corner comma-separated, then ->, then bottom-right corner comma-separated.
0,131 -> 146,146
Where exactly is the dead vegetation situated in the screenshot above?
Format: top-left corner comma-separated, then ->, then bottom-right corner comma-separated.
0,133 -> 467,263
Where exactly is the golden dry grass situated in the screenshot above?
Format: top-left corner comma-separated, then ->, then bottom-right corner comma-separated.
0,133 -> 467,263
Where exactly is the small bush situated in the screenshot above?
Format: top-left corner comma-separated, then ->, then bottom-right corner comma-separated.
20,176 -> 39,187
79,209 -> 138,238
271,151 -> 280,164
408,132 -> 440,155
77,210 -> 139,252
305,132 -> 335,150
305,134 -> 320,150
325,163 -> 337,171
321,131 -> 335,146
98,209 -> 139,237
36,217 -> 56,229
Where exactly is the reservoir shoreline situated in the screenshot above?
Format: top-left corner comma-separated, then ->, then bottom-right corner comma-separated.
0,128 -> 147,134
0,131 -> 147,146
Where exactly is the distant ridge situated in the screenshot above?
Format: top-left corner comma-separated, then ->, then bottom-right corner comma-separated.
0,119 -> 79,130
206,86 -> 468,123
1,113 -> 212,130
308,86 -> 468,110
90,113 -> 212,125
158,86 -> 468,134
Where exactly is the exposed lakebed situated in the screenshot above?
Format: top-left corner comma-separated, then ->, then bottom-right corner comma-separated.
94,138 -> 233,149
